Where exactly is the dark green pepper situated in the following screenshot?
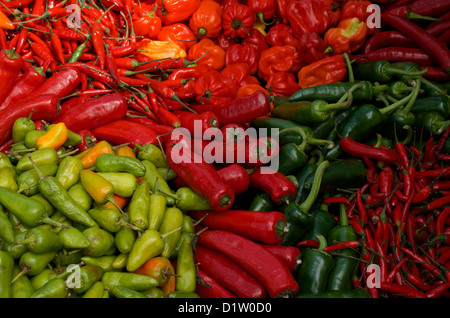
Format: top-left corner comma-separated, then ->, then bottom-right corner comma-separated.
353,60 -> 427,83
300,206 -> 336,255
95,153 -> 146,177
297,234 -> 334,294
415,111 -> 450,136
297,288 -> 370,298
248,192 -> 275,212
387,81 -> 414,100
326,204 -> 359,291
410,95 -> 450,118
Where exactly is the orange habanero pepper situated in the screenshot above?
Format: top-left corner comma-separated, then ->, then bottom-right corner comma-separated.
297,54 -> 347,89
324,17 -> 368,54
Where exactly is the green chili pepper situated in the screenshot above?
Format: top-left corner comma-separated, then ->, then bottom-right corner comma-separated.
175,233 -> 196,293
353,60 -> 427,83
0,166 -> 18,192
167,291 -> 200,298
68,183 -> 93,212
0,205 -> 14,244
141,160 -> 175,206
297,234 -> 334,294
0,186 -> 65,228
80,255 -> 118,272
128,179 -> 151,230
24,130 -> 46,149
87,208 -> 143,233
30,159 -> 98,228
273,89 -> 355,126
0,250 -> 14,298
72,265 -> 105,294
8,143 -> 28,165
82,281 -> 106,298
15,227 -> 63,254
159,207 -> 184,259
115,226 -> 137,254
303,159 -> 367,193
54,249 -> 82,267
81,227 -> 116,257
157,167 -> 177,181
30,268 -> 57,291
95,153 -> 146,177
326,204 -> 359,291
12,112 -> 36,144
281,160 -> 329,247
112,253 -> 128,270
297,288 -> 370,298
411,95 -> 450,118
30,193 -> 55,218
11,264 -> 35,298
141,287 -> 165,298
111,286 -> 148,298
289,81 -> 387,103
55,156 -> 84,190
300,207 -> 336,255
248,192 -> 275,212
58,223 -> 91,249
2,231 -> 29,260
15,148 -> 60,171
30,277 -> 69,298
14,250 -> 57,281
148,193 -> 167,231
422,81 -> 449,97
101,272 -> 159,291
175,187 -> 211,212
135,143 -> 168,169
387,81 -> 414,100
17,164 -> 59,196
67,39 -> 88,63
96,172 -> 138,198
415,111 -> 450,136
325,93 -> 413,160
0,152 -> 15,170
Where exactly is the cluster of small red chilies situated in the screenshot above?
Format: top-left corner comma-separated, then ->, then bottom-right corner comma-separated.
302,131 -> 450,298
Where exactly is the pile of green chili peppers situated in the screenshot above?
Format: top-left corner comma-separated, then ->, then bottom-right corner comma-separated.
0,116 -> 213,299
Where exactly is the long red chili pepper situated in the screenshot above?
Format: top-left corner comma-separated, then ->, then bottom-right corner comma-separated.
172,110 -> 219,135
362,31 -> 416,54
32,67 -> 82,100
379,282 -> 427,298
340,137 -> 402,165
195,268 -> 237,298
0,49 -> 24,105
352,46 -> 436,66
257,244 -> 302,273
189,210 -> 287,245
197,229 -> 299,298
216,163 -> 250,195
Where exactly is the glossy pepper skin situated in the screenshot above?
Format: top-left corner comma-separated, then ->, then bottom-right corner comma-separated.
286,0 -> 331,39
324,17 -> 368,54
188,38 -> 226,71
95,153 -> 146,177
222,3 -> 255,39
298,55 -> 347,89
157,0 -> 202,26
0,49 -> 24,105
188,0 -> 223,39
258,45 -> 301,82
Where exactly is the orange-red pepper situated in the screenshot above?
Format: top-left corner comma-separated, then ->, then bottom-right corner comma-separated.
157,23 -> 197,51
188,0 -> 223,39
157,0 -> 202,25
257,45 -> 301,81
78,140 -> 115,169
131,2 -> 162,40
324,17 -> 368,54
35,122 -> 68,150
188,38 -> 226,71
139,39 -> 187,61
297,54 -> 347,89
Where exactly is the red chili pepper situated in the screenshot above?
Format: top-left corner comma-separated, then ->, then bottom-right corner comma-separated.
379,282 -> 427,298
92,119 -> 159,147
352,46 -> 436,66
324,196 -> 350,205
0,62 -> 46,113
77,129 -> 97,153
0,49 -> 23,105
249,166 -> 297,205
386,257 -> 408,283
265,71 -> 299,97
257,244 -> 301,273
222,3 -> 255,39
191,90 -> 271,126
0,94 -> 59,146
216,163 -> 250,195
426,281 -> 450,298
286,0 -> 331,39
258,45 -> 302,82
362,31 -> 416,54
194,244 -> 266,298
189,209 -> 287,245
198,229 -> 299,298
166,135 -> 235,211
195,268 -> 237,298
32,67 -> 82,100
340,137 -> 401,165
323,240 -> 360,252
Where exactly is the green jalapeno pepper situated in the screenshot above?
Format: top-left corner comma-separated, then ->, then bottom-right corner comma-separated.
15,250 -> 57,280
415,111 -> 450,136
411,95 -> 450,118
175,187 -> 211,212
12,112 -> 36,144
81,227 -> 116,257
248,192 -> 275,212
15,227 -> 63,254
55,156 -> 84,190
297,288 -> 370,298
387,81 -> 414,100
17,164 -> 59,196
175,233 -> 196,293
135,143 -> 168,169
101,272 -> 159,291
95,153 -> 146,177
326,204 -> 359,291
353,60 -> 427,83
0,166 -> 18,192
297,234 -> 334,294
300,206 -> 336,255
58,222 -> 91,249
128,178 -> 151,230
0,250 -> 14,298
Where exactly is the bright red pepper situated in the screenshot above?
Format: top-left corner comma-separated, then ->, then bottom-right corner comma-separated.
157,23 -> 197,52
265,71 -> 299,97
286,0 -> 331,39
221,63 -> 260,88
258,45 -> 301,81
131,2 -> 162,40
195,268 -> 237,298
222,3 -> 255,39
189,0 -> 223,39
297,54 -> 347,88
216,163 -> 250,194
241,29 -> 270,52
188,38 -> 226,71
0,49 -> 23,105
248,0 -> 277,24
224,43 -> 260,75
194,70 -> 238,105
157,0 -> 202,25
172,110 -> 219,135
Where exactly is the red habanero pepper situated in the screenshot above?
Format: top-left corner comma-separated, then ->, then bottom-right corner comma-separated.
266,24 -> 300,51
258,45 -> 301,82
0,49 -> 23,105
195,244 -> 266,298
222,3 -> 255,39
265,72 -> 299,97
242,29 -> 269,53
0,62 -> 46,113
188,0 -> 223,39
53,93 -> 128,133
249,166 -> 298,205
297,54 -> 347,89
221,63 -> 260,88
188,38 -> 226,71
195,268 -> 237,299
286,0 -> 331,39
0,94 -> 59,146
275,0 -> 294,24
193,70 -> 238,105
198,229 -> 299,298
225,43 -> 260,75
217,164 -> 250,195
189,210 -> 287,245
324,17 -> 368,54
258,244 -> 302,273
157,23 -> 197,51
247,0 -> 277,24
191,90 -> 271,126
172,110 -> 219,135
131,2 -> 162,40
297,32 -> 329,65
166,136 -> 235,211
157,0 -> 202,25
92,119 -> 158,147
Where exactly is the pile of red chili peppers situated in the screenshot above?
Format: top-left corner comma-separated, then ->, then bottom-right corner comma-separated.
0,0 -> 449,300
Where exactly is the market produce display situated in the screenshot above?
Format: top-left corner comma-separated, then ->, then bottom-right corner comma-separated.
0,0 -> 450,300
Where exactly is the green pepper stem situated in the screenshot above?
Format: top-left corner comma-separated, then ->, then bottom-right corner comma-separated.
378,89 -> 415,117
321,90 -> 354,112
278,127 -> 334,149
386,67 -> 428,77
343,53 -> 354,83
402,79 -> 422,114
299,160 -> 330,214
421,77 -> 448,96
116,216 -> 145,233
315,234 -> 328,250
339,203 -> 348,226
372,84 -> 389,95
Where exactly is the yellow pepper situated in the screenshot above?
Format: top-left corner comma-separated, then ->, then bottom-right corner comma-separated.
253,19 -> 267,37
0,11 -> 15,30
139,40 -> 187,60
35,122 -> 68,150
80,170 -> 115,205
116,145 -> 136,158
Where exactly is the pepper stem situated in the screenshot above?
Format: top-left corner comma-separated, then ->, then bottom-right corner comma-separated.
321,90 -> 354,112
378,89 -> 415,117
401,79 -> 422,114
339,203 -> 348,226
298,160 -> 330,214
316,234 -> 328,250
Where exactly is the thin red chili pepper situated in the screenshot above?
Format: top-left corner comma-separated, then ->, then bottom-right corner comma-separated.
0,29 -> 6,50
379,282 -> 427,298
323,240 -> 360,252
425,194 -> 450,211
395,142 -> 409,169
405,271 -> 432,292
437,208 -> 450,238
400,247 -> 443,279
435,126 -> 450,158
375,240 -> 388,283
406,213 -> 417,253
324,196 -> 350,205
296,239 -> 320,248
386,257 -> 408,283
340,137 -> 402,165
426,281 -> 450,298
